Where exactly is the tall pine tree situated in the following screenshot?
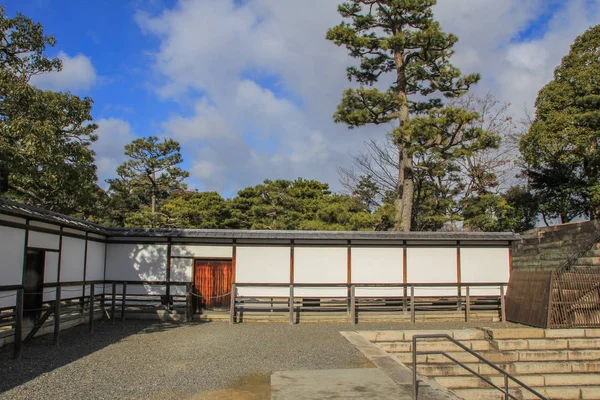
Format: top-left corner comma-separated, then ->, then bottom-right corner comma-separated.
327,0 -> 479,231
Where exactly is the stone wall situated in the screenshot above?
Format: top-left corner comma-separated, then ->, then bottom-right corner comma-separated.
512,220 -> 600,270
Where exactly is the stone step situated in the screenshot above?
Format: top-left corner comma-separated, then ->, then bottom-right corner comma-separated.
451,385 -> 600,400
359,328 -> 485,343
415,361 -> 600,376
483,327 -> 600,340
572,256 -> 600,266
394,348 -> 600,365
436,373 -> 600,389
492,338 -> 600,351
378,339 -> 492,353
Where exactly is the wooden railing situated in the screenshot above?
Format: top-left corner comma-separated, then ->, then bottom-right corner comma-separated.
0,280 -> 191,360
230,282 -> 507,325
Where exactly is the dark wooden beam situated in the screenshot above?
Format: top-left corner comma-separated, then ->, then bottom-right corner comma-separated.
232,239 -> 237,283
290,240 -> 295,284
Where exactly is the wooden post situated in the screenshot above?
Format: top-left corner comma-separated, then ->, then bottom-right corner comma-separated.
465,286 -> 470,323
121,282 -> 127,321
54,286 -> 61,346
229,283 -> 236,325
111,282 -> 116,324
88,284 -> 95,334
350,285 -> 356,325
410,286 -> 415,324
289,285 -> 294,326
456,243 -> 462,311
500,285 -> 506,323
13,288 -> 23,360
186,282 -> 193,322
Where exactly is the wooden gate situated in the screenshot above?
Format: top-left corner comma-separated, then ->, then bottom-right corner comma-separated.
193,259 -> 232,310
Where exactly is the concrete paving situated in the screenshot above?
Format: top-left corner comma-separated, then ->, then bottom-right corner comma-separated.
271,368 -> 402,400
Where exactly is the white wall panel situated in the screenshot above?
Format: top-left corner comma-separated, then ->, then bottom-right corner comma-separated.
28,231 -> 60,250
60,237 -> 86,299
171,245 -> 232,258
352,247 -> 404,297
86,241 -> 106,282
236,246 -> 290,297
106,243 -> 167,294
407,248 -> 457,296
0,226 -> 24,307
460,248 -> 510,295
294,247 -> 346,297
171,258 -> 192,295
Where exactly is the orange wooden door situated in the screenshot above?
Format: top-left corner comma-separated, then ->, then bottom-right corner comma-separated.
194,259 -> 232,310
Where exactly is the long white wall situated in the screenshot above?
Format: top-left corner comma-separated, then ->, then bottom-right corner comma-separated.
237,246 -> 289,297
460,248 -> 509,296
0,225 -> 25,308
352,247 -> 404,297
105,243 -> 168,295
407,247 -> 458,296
294,247 -> 347,297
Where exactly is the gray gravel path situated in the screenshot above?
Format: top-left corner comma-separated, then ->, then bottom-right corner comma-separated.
0,320 -> 519,400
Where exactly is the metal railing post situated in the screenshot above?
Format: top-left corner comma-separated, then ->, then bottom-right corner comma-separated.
54,286 -> 61,346
413,335 -> 418,400
88,284 -> 95,334
111,282 -> 116,324
504,375 -> 509,400
289,285 -> 294,326
121,282 -> 127,321
350,285 -> 356,325
410,286 -> 415,324
465,286 -> 470,323
13,289 -> 23,360
229,283 -> 236,325
500,285 -> 506,323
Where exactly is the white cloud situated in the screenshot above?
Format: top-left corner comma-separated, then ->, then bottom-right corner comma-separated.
31,51 -> 97,92
135,0 -> 600,194
92,118 -> 137,187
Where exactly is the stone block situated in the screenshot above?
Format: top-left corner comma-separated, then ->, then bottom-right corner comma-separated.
581,387 -> 600,399
523,387 -> 581,400
568,339 -> 600,349
402,329 -> 454,340
508,362 -> 571,375
568,350 -> 600,361
487,328 -> 545,339
585,329 -> 600,338
494,339 -> 529,350
452,329 -> 484,341
376,342 -> 411,353
528,339 -> 568,350
372,331 -> 405,342
571,361 -> 600,373
545,329 -> 585,338
518,350 -> 568,362
544,374 -> 600,386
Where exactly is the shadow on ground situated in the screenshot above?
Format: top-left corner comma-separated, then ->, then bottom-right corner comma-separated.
0,319 -> 200,394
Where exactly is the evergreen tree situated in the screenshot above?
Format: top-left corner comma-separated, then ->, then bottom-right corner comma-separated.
327,0 -> 479,231
521,25 -> 600,221
106,137 -> 189,227
0,7 -> 102,216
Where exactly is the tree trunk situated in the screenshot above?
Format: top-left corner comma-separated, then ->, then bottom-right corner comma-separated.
393,50 -> 413,232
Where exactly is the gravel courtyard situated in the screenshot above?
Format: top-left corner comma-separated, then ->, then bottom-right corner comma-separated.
0,320 -> 516,400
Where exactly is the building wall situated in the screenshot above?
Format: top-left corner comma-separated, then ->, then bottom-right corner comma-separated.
0,225 -> 25,308
236,246 -> 289,297
294,247 -> 347,297
352,247 -> 404,297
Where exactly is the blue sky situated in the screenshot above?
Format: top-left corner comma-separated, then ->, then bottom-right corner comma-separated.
4,0 -> 600,197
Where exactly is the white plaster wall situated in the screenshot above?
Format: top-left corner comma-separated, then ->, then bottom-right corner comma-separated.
0,226 -> 25,308
460,247 -> 510,296
170,258 -> 192,295
28,231 -> 60,250
352,247 -> 404,297
294,247 -> 347,297
86,241 -> 106,282
171,245 -> 232,258
43,252 -> 59,302
105,243 -> 167,295
59,237 -> 85,299
407,248 -> 458,296
236,246 -> 290,297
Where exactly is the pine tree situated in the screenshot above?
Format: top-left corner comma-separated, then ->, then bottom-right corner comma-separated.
327,0 -> 479,231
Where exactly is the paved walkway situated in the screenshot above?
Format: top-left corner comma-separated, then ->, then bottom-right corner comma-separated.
270,331 -> 460,400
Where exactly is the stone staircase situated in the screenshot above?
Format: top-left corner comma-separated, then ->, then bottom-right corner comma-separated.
570,242 -> 600,269
360,328 -> 600,400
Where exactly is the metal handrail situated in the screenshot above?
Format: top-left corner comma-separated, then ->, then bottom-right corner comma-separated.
412,334 -> 547,400
557,231 -> 600,273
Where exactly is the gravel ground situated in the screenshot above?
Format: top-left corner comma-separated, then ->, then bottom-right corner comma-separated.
0,320 -> 520,400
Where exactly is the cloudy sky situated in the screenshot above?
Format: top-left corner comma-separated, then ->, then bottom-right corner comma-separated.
7,0 -> 600,197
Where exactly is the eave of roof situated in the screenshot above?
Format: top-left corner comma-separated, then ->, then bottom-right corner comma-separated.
0,197 -> 520,241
